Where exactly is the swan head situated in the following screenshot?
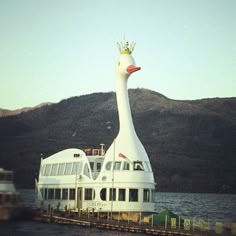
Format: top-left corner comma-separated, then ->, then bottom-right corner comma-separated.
116,54 -> 141,79
116,41 -> 141,79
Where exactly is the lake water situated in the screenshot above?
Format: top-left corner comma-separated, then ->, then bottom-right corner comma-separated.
0,190 -> 235,236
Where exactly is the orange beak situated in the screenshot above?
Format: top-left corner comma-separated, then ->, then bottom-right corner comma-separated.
126,65 -> 141,74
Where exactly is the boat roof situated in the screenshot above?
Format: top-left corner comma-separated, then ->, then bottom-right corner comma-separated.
42,148 -> 86,164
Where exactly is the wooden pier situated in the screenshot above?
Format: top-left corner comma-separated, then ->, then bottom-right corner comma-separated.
32,211 -> 233,236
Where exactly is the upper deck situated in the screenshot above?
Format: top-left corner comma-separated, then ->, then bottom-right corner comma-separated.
38,147 -> 154,185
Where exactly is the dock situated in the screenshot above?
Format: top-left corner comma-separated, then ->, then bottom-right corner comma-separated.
32,210 -> 233,236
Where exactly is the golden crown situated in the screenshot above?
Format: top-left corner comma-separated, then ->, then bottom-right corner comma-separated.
117,41 -> 136,54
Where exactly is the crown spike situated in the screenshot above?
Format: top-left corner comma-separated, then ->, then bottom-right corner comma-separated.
117,39 -> 136,54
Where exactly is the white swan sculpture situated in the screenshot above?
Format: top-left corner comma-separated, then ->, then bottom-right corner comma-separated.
36,41 -> 156,214
103,41 -> 156,212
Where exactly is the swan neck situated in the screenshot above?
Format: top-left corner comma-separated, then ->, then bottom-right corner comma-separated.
116,76 -> 135,134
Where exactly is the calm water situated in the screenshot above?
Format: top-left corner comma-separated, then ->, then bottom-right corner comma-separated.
155,192 -> 236,223
0,190 -> 235,236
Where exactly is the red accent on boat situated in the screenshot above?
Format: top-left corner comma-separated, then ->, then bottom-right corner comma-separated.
118,153 -> 127,159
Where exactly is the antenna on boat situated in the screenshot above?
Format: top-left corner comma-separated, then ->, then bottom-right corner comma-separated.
100,144 -> 105,156
111,138 -> 115,219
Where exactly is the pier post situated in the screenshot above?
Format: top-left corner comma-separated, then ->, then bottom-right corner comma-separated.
47,204 -> 50,215
192,217 -> 195,231
40,201 -> 44,214
151,214 -> 153,227
165,215 -> 167,229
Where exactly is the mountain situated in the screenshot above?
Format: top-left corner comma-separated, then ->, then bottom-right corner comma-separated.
0,89 -> 235,193
0,102 -> 53,117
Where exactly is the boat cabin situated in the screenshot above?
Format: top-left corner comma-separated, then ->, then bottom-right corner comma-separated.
36,147 -> 155,213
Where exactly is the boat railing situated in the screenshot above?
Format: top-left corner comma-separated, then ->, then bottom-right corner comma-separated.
84,148 -> 106,156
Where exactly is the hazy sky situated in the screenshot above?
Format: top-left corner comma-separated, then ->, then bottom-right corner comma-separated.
1,0 -> 235,110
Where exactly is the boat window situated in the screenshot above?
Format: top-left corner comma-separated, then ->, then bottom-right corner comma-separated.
43,188 -> 48,200
48,189 -> 54,200
62,189 -> 68,200
143,189 -> 150,202
44,164 -> 51,176
71,162 -> 82,175
90,162 -> 94,171
39,188 -> 43,198
123,162 -> 130,170
133,161 -> 144,171
69,189 -> 75,200
0,173 -> 4,181
74,153 -> 81,158
109,188 -> 116,201
64,163 -> 72,175
0,194 -> 3,204
105,162 -> 112,170
55,189 -> 61,200
129,189 -> 138,202
40,165 -> 45,175
118,189 -> 126,201
51,164 -> 58,176
77,163 -> 82,174
113,162 -> 121,171
97,162 -> 101,172
57,163 -> 65,175
100,188 -> 107,201
83,163 -> 91,178
84,188 -> 93,200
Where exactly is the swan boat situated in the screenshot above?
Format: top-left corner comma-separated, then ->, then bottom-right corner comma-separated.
0,168 -> 22,220
35,41 -> 156,215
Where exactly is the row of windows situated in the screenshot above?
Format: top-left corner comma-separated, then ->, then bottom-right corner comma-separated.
41,161 -> 152,177
40,187 -> 154,203
105,161 -> 151,171
100,188 -> 153,202
40,188 -> 76,200
41,162 -> 83,176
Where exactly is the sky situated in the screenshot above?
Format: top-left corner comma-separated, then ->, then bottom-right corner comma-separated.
0,0 -> 235,110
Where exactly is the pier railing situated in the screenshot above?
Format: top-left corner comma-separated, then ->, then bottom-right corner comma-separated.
40,206 -> 236,235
